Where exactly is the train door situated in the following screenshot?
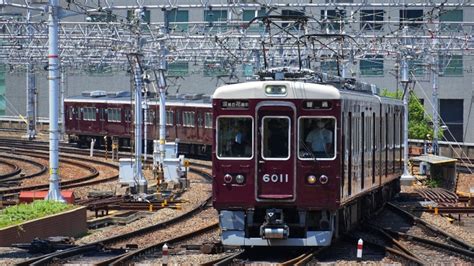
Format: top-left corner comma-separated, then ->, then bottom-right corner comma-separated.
256,103 -> 295,201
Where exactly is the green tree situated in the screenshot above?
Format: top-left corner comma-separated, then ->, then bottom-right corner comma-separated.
380,88 -> 440,140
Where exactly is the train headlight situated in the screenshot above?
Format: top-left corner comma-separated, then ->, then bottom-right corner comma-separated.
319,175 -> 329,184
224,174 -> 233,184
307,175 -> 317,184
235,174 -> 245,184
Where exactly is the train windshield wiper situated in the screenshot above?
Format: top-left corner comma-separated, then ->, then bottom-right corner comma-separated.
300,141 -> 317,162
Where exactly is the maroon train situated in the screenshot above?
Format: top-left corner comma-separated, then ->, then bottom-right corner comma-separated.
212,74 -> 403,246
64,91 -> 213,158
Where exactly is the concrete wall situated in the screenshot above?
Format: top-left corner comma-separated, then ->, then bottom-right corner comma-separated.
0,206 -> 87,246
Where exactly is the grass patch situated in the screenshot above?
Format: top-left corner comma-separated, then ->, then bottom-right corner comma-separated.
0,200 -> 75,229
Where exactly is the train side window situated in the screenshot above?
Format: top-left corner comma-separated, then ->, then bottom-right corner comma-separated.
183,111 -> 195,127
108,108 -> 122,123
166,110 -> 174,126
68,107 -> 74,120
197,113 -> 203,127
99,108 -> 105,121
298,117 -> 336,160
262,117 -> 290,160
176,111 -> 181,125
204,112 -> 212,128
216,116 -> 253,159
83,107 -> 96,121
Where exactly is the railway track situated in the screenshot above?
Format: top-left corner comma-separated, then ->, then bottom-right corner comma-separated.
0,149 -> 118,198
356,202 -> 474,264
16,165 -> 213,266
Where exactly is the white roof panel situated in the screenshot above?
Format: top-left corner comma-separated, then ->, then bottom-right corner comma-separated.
213,81 -> 341,100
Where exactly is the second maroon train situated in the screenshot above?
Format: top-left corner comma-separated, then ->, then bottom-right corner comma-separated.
64,90 -> 213,158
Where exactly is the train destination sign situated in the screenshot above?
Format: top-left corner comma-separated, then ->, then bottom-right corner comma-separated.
221,100 -> 249,109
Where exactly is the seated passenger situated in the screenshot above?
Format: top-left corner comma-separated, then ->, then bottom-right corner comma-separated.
305,120 -> 333,158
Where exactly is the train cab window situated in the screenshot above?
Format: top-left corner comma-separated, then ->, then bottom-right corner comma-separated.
204,112 -> 212,128
262,117 -> 290,160
217,117 -> 252,159
299,117 -> 336,160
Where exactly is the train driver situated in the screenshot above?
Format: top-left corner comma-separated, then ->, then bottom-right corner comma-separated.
231,121 -> 251,157
305,119 -> 333,158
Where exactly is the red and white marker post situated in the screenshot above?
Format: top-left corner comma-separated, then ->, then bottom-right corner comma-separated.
162,243 -> 169,265
357,238 -> 363,261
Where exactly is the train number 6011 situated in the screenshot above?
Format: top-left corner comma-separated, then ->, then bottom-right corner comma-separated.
263,174 -> 289,183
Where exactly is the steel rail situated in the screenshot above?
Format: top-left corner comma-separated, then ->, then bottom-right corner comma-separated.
0,154 -> 47,182
0,158 -> 21,180
383,228 -> 474,259
104,222 -> 219,265
280,247 -> 328,266
345,235 -> 425,265
0,151 -> 99,195
387,203 -> 474,251
412,206 -> 474,214
202,250 -> 245,266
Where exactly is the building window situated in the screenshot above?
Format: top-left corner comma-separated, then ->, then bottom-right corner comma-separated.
83,107 -> 96,121
399,9 -> 423,28
204,10 -> 227,31
183,111 -> 195,127
166,9 -> 188,32
360,55 -> 384,76
360,10 -> 383,31
168,62 -> 189,77
320,56 -> 339,75
205,112 -> 212,128
243,8 -> 266,31
127,9 -> 151,23
440,99 -> 463,142
203,60 -> 229,77
408,58 -> 426,76
321,9 -> 345,32
282,10 -> 305,30
439,55 -> 463,76
166,110 -> 174,126
440,10 -> 463,31
108,108 -> 121,122
87,11 -> 116,22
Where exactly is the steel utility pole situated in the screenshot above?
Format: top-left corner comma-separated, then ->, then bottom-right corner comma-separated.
399,56 -> 415,185
26,10 -> 36,140
45,0 -> 64,202
432,25 -> 439,155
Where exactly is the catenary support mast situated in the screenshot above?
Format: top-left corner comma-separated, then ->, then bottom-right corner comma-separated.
45,0 -> 64,202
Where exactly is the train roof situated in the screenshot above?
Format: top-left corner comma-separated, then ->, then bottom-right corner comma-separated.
213,81 -> 341,100
65,91 -> 212,107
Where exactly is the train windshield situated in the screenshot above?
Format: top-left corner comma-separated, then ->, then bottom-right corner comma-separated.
262,117 -> 290,159
299,117 -> 336,160
217,117 -> 253,159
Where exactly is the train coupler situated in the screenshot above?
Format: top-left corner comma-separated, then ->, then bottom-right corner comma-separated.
260,208 -> 289,239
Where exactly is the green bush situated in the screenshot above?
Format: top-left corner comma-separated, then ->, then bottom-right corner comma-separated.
379,88 -> 443,140
0,200 -> 74,229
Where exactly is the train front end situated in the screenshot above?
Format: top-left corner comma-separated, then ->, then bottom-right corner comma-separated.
212,81 -> 341,246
